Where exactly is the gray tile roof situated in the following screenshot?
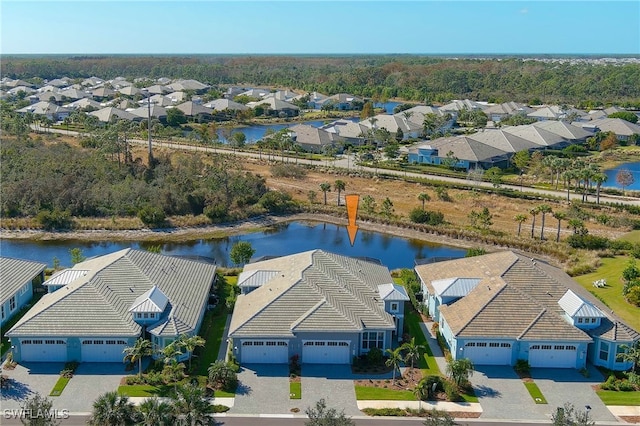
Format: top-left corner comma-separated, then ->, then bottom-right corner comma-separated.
229,250 -> 396,338
89,107 -> 138,122
203,99 -> 249,111
469,130 -> 540,153
502,124 -> 567,147
7,249 -> 216,338
289,124 -> 335,148
426,136 -> 510,162
532,120 -> 593,140
0,257 -> 46,305
175,101 -> 214,117
585,118 -> 640,137
418,251 -> 637,343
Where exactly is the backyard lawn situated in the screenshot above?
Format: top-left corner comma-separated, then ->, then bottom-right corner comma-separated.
573,256 -> 640,331
404,309 -> 441,376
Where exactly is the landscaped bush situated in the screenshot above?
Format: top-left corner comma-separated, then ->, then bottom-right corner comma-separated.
362,407 -> 407,417
566,234 -> 610,250
424,375 -> 444,399
443,379 -> 460,401
212,404 -> 230,413
514,359 -> 531,376
366,347 -> 384,366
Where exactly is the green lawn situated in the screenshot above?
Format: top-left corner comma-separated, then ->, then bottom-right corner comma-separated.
573,256 -> 640,331
523,382 -> 548,404
404,309 -> 441,376
355,385 -> 416,401
290,382 -> 301,399
618,230 -> 640,244
194,275 -> 236,376
596,390 -> 640,405
49,377 -> 70,397
460,390 -> 479,403
214,390 -> 236,398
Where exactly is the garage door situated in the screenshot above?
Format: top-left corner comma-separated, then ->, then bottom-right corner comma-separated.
20,339 -> 67,362
529,344 -> 577,368
81,339 -> 129,362
302,341 -> 350,364
463,342 -> 512,365
241,340 -> 288,364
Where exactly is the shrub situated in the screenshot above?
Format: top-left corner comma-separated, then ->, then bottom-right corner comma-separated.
366,347 -> 384,366
514,359 -> 531,375
625,285 -> 640,306
259,191 -> 296,213
212,404 -> 230,413
566,234 -> 610,250
601,375 -> 617,390
617,380 -> 636,392
424,375 -> 444,398
36,208 -> 73,230
362,407 -> 407,416
137,205 -> 166,227
443,379 -> 460,401
204,202 -> 229,222
409,208 -> 445,225
270,164 -> 307,179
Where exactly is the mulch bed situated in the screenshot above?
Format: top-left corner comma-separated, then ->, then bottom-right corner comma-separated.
354,367 -> 424,392
620,416 -> 640,424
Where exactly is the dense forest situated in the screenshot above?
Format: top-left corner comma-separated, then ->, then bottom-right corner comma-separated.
3,55 -> 640,106
0,138 -> 275,225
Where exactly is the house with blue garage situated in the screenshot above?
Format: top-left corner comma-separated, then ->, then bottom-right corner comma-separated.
407,136 -> 511,171
229,250 -> 409,365
0,257 -> 46,329
416,251 -> 639,370
7,249 -> 217,363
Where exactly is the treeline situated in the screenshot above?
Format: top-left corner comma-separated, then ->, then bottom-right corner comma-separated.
0,138 -> 269,223
3,56 -> 640,106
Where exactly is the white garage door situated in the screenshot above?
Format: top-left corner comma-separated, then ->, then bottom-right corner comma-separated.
529,344 -> 577,368
241,340 -> 288,364
463,342 -> 512,365
20,339 -> 67,362
302,341 -> 350,364
81,339 -> 129,362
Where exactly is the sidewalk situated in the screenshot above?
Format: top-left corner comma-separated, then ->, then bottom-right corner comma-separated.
217,314 -> 232,362
357,399 -> 482,413
128,396 -> 235,408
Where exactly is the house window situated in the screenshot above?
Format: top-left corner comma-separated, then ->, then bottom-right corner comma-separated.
150,313 -> 155,319
554,345 -> 565,350
577,318 -> 583,324
9,297 -> 16,311
136,313 -> 142,319
541,345 -> 552,350
599,341 -> 609,361
20,284 -> 29,295
22,340 -> 32,345
45,340 -> 55,344
33,340 -> 43,344
489,343 -> 500,348
500,343 -> 511,348
118,340 -> 127,345
465,342 -> 476,347
591,318 -> 597,323
143,313 -> 149,319
616,345 -> 627,362
1,305 -> 5,320
390,302 -> 399,312
566,346 -> 576,350
106,340 -> 116,345
476,342 -> 487,347
362,331 -> 384,350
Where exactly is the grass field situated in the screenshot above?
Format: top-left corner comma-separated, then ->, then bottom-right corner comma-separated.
619,230 -> 640,243
573,256 -> 640,331
354,385 -> 416,401
596,390 -> 640,405
523,382 -> 548,404
49,377 -> 70,397
290,382 -> 301,399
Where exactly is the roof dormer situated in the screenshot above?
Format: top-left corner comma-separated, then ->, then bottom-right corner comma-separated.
558,289 -> 605,329
129,285 -> 169,324
432,277 -> 481,299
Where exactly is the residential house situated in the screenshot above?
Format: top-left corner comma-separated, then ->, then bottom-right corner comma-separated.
130,104 -> 168,122
58,88 -> 91,101
416,251 -> 639,370
323,93 -> 364,111
64,98 -> 102,111
91,87 -> 116,101
439,99 -> 486,114
16,101 -> 71,121
166,79 -> 209,93
203,99 -> 249,112
288,124 -> 338,153
166,91 -> 188,104
467,129 -> 541,153
576,118 -> 640,142
174,101 -> 214,122
229,250 -> 408,365
247,98 -> 300,117
527,105 -> 586,122
408,136 -> 510,170
531,121 -> 593,143
483,102 -> 534,122
0,258 -> 46,328
320,120 -> 367,146
118,86 -> 142,97
360,114 -> 422,140
7,249 -> 217,363
144,84 -> 169,95
502,124 -> 568,149
302,91 -> 329,109
89,107 -> 139,123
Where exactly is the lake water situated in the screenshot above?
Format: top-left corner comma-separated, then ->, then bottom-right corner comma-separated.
375,101 -> 403,114
216,118 -> 360,143
603,162 -> 640,191
0,222 -> 466,269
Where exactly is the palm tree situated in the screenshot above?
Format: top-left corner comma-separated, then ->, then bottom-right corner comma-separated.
530,207 -> 539,239
418,193 -> 431,211
446,358 -> 474,387
88,391 -> 138,426
568,218 -> 585,235
319,182 -> 331,205
552,211 -> 566,243
176,334 -> 206,372
334,180 -> 346,206
592,172 -> 608,205
514,214 -> 527,237
385,348 -> 403,384
138,398 -> 176,426
122,338 -> 153,378
401,337 -> 425,370
413,377 -> 430,402
538,204 -> 552,240
171,383 -> 212,426
563,169 -> 578,201
207,360 -> 237,391
616,341 -> 640,372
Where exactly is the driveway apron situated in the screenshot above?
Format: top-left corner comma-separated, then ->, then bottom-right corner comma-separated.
299,364 -> 360,417
231,364 -> 290,414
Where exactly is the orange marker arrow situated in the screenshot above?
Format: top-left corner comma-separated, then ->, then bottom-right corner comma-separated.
345,194 -> 360,246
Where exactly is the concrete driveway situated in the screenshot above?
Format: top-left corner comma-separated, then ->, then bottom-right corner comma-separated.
472,365 -> 616,422
1,362 -> 129,414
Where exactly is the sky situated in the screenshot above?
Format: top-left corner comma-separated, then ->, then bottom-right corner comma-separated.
1,1 -> 639,55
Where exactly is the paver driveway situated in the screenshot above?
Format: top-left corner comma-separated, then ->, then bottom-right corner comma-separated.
299,364 -> 360,416
472,365 -> 616,422
231,364 -> 291,414
1,362 -> 128,414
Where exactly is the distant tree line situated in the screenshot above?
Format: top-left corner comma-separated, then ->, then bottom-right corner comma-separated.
0,138 -> 269,224
3,55 -> 640,106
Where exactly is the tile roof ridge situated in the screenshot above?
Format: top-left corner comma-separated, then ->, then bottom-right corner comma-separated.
290,298 -> 327,331
456,281 -> 507,336
517,307 -> 547,340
